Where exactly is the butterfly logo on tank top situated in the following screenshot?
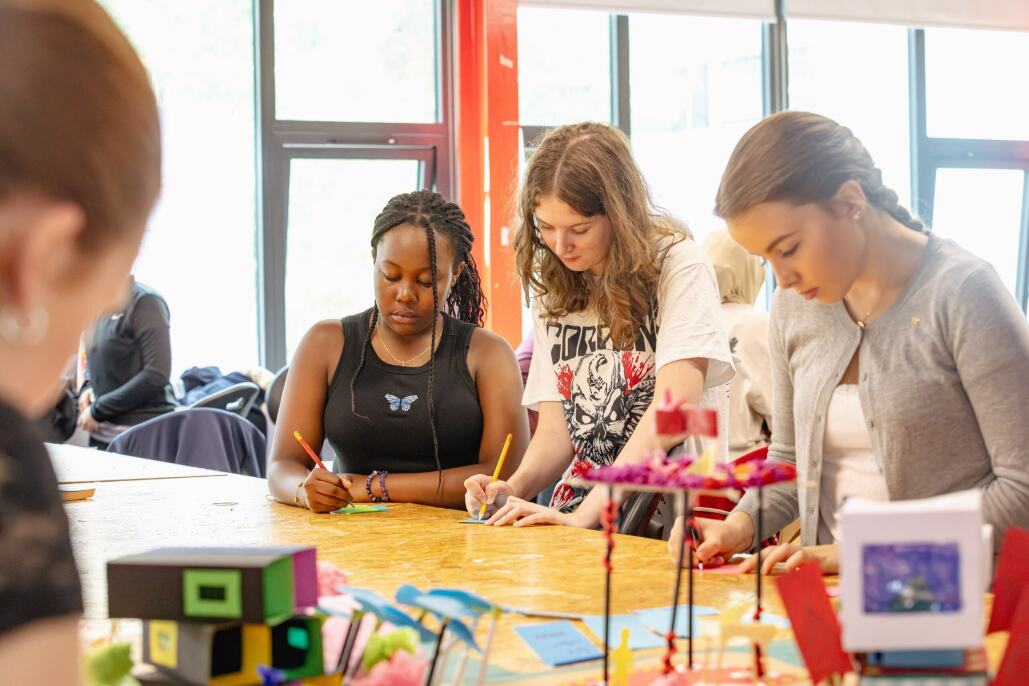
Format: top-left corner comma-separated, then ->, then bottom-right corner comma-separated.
385,394 -> 419,413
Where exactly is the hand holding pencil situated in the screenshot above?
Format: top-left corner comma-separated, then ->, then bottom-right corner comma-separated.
294,430 -> 354,512
463,433 -> 514,519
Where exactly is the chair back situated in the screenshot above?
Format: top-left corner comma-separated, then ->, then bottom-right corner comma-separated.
108,408 -> 266,477
189,381 -> 261,417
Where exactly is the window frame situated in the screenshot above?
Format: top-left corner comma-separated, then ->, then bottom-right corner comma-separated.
255,0 -> 454,370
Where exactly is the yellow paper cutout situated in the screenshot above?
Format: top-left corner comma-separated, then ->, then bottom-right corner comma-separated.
149,621 -> 178,669
611,627 -> 634,686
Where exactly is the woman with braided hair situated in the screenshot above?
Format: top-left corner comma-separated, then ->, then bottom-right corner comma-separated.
268,190 -> 528,512
680,111 -> 1029,575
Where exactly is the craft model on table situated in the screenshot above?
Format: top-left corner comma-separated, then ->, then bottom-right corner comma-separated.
575,391 -> 798,685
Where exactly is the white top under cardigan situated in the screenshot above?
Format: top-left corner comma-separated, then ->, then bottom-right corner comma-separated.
817,384 -> 888,544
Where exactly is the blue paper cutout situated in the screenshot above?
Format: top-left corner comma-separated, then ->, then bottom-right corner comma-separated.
581,615 -> 665,650
428,588 -> 495,615
633,604 -> 720,637
393,585 -> 480,651
515,621 -> 603,666
322,587 -> 435,642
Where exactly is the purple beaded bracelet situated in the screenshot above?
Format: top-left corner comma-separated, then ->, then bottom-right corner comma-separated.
366,470 -> 390,503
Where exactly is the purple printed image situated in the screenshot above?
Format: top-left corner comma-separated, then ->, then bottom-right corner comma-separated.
862,542 -> 962,614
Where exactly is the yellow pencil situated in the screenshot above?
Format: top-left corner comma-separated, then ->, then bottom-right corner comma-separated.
478,433 -> 513,521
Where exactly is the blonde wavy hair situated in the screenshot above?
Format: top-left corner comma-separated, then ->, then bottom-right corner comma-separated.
513,122 -> 687,349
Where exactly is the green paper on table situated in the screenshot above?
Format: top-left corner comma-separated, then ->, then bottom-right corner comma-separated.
332,504 -> 389,514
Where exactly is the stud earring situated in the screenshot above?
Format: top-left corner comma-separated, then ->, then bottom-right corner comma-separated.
0,305 -> 49,346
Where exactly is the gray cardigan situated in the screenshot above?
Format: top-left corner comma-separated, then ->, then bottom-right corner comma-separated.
735,235 -> 1029,549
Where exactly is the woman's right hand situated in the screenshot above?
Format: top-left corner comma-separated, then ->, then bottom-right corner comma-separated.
464,474 -> 515,518
78,387 -> 94,413
668,512 -> 754,567
301,468 -> 353,513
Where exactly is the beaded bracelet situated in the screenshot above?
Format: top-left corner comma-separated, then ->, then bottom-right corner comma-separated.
366,470 -> 390,503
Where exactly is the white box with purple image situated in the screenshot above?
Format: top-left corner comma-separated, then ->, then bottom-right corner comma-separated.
839,489 -> 984,652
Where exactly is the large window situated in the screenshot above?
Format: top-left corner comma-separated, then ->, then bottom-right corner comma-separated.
101,0 -> 258,376
260,1 -> 450,369
789,20 -> 911,210
629,13 -> 763,242
274,0 -> 439,123
517,7 -> 612,127
925,28 -> 1029,141
916,26 -> 1029,309
283,158 -> 424,359
931,169 -> 1025,297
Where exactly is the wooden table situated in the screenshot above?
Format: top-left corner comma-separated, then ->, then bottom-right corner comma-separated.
48,442 -> 226,484
65,454 -> 1003,685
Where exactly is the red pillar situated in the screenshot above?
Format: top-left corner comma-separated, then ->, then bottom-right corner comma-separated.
455,0 -> 522,346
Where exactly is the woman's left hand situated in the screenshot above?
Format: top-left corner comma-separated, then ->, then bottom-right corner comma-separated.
77,407 -> 100,433
740,543 -> 839,575
485,496 -> 590,528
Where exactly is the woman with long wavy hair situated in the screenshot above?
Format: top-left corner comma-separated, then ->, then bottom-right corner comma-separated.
464,122 -> 734,529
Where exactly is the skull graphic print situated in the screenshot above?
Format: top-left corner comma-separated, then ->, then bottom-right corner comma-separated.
549,349 -> 656,512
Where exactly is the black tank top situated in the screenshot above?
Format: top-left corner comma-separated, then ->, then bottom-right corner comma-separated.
323,308 -> 483,475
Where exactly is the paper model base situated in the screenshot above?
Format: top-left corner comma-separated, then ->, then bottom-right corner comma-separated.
143,615 -> 323,685
562,665 -> 800,685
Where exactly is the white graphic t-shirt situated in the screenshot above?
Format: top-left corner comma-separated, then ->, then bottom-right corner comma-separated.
523,237 -> 735,513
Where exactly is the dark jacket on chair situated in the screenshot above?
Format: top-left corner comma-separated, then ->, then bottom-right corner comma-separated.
108,408 -> 266,477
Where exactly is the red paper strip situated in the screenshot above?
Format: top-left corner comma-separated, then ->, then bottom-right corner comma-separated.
988,528 -> 1029,634
994,587 -> 1029,686
775,562 -> 852,685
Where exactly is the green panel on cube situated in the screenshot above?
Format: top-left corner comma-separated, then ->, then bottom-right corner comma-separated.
182,569 -> 242,619
281,617 -> 324,681
287,626 -> 309,650
262,555 -> 295,621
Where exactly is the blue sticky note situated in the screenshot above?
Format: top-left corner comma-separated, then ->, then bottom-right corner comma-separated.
634,604 -> 720,637
460,517 -> 488,524
581,615 -> 665,650
515,621 -> 603,666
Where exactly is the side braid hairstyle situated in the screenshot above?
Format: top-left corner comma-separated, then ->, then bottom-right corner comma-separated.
349,190 -> 487,494
714,111 -> 927,233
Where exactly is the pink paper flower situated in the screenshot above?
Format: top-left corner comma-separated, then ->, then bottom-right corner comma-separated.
350,649 -> 428,686
317,560 -> 349,597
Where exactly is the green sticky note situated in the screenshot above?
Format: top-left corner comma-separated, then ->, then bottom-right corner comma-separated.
182,569 -> 242,619
332,504 -> 389,514
287,625 -> 309,650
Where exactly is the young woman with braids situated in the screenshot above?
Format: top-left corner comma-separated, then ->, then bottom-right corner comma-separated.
268,190 -> 528,512
675,112 -> 1029,574
464,122 -> 734,529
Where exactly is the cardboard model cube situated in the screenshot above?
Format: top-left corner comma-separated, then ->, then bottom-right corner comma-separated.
107,546 -> 317,623
839,490 -> 984,653
143,615 -> 324,685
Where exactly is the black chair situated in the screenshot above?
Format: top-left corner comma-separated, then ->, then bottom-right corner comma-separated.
266,366 -> 288,425
189,381 -> 261,418
108,408 -> 266,477
619,492 -> 668,538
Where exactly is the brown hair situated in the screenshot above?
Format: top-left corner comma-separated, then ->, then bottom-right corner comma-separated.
0,0 -> 161,252
715,111 -> 924,232
513,122 -> 686,349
